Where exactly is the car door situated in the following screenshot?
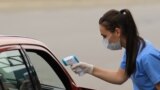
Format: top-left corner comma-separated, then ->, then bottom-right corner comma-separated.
21,45 -> 77,90
0,45 -> 38,90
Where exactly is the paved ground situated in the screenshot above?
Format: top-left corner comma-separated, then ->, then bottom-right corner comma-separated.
0,0 -> 160,10
0,1 -> 160,90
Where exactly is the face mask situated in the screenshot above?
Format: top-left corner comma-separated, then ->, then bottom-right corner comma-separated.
102,36 -> 122,50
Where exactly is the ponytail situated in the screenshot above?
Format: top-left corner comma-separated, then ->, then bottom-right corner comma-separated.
120,9 -> 145,77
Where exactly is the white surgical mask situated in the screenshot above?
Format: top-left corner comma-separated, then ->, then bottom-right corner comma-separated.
102,36 -> 122,50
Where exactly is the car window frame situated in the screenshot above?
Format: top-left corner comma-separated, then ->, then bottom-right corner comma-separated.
21,44 -> 75,90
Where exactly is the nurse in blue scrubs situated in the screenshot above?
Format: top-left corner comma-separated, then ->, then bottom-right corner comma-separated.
71,9 -> 160,90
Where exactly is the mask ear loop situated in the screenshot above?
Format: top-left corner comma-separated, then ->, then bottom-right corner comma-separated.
108,33 -> 121,47
118,37 -> 122,48
102,34 -> 111,48
106,34 -> 112,43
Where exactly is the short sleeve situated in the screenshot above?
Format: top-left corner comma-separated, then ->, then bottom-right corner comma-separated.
120,51 -> 126,70
142,53 -> 160,85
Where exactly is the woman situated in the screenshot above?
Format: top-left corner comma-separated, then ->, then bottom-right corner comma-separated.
71,9 -> 160,90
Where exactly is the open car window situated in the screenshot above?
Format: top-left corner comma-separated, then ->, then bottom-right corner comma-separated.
25,49 -> 66,90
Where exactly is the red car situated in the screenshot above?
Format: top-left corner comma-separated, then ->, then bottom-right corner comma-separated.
0,36 -> 94,90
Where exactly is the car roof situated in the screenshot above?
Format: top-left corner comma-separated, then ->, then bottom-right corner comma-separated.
0,35 -> 47,47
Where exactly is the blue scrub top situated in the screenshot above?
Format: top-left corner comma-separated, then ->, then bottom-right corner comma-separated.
120,41 -> 160,90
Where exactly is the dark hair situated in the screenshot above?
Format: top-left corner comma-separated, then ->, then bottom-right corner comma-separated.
99,9 -> 145,77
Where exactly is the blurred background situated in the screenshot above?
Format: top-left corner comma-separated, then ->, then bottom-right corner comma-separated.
0,0 -> 160,89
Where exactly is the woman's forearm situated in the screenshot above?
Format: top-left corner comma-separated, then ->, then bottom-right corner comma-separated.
92,66 -> 128,85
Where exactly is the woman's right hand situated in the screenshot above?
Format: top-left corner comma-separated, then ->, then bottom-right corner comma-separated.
71,62 -> 94,76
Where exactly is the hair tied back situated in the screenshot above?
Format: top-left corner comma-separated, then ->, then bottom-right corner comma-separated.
120,9 -> 127,15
